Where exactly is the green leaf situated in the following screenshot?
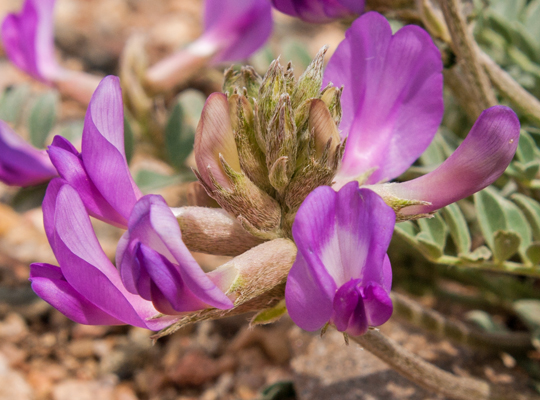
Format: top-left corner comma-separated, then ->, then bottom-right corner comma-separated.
489,0 -> 526,21
460,246 -> 492,262
59,121 -> 84,142
124,116 -> 135,165
417,214 -> 448,249
474,189 -> 507,250
10,183 -> 49,212
516,130 -> 537,164
465,310 -> 509,333
526,242 -> 540,265
512,193 -> 540,241
514,299 -> 540,331
251,300 -> 287,326
165,99 -> 196,169
28,91 -> 58,148
0,85 -> 31,124
134,170 -> 195,193
441,203 -> 471,255
395,221 -> 418,239
499,196 -> 531,256
524,0 -> 540,38
493,230 -> 520,262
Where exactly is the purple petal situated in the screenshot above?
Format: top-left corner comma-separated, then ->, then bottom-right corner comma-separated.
362,283 -> 393,326
285,251 -> 336,331
286,182 -> 395,332
271,0 -> 364,23
42,180 -> 173,330
203,0 -> 273,63
48,136 -> 128,227
331,279 -> 360,332
136,243 -> 209,313
378,106 -> 520,215
328,183 -> 396,286
116,194 -> 233,310
30,263 -> 124,325
324,12 -> 443,184
0,120 -> 57,186
1,0 -> 62,82
81,76 -> 142,221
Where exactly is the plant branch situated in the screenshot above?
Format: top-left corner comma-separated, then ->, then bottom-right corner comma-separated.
440,0 -> 497,114
480,51 -> 540,127
351,329 -> 539,400
391,292 -> 533,354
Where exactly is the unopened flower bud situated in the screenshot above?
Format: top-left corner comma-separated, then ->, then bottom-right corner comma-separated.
291,46 -> 328,109
195,93 -> 282,238
228,93 -> 271,193
257,59 -> 287,138
309,99 -> 342,163
223,66 -> 262,100
320,85 -> 343,126
266,94 -> 297,193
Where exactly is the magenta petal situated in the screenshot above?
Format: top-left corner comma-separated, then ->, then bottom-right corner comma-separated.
271,0 -> 363,23
204,0 -> 273,63
331,279 -> 360,332
30,263 -> 124,325
0,120 -> 57,186
48,136 -> 127,227
137,243 -> 209,313
383,106 -> 520,215
42,180 -> 173,330
285,251 -> 335,331
81,76 -> 141,221
1,0 -> 62,83
363,283 -> 393,326
116,195 -> 233,310
331,183 -> 396,286
324,12 -> 443,184
286,182 -> 395,333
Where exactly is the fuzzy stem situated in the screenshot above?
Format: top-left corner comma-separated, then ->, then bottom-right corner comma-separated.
391,292 -> 533,354
480,51 -> 540,127
351,329 -> 539,400
173,206 -> 265,256
440,0 -> 497,114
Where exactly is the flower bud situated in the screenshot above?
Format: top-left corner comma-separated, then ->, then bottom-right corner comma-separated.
266,94 -> 297,193
195,93 -> 282,238
291,46 -> 327,109
223,66 -> 262,100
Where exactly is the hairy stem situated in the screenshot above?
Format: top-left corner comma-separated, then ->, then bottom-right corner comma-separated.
173,206 -> 265,256
351,329 -> 540,400
440,0 -> 497,114
480,51 -> 540,127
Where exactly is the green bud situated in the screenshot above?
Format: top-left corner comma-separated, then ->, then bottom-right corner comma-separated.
258,59 -> 287,139
320,85 -> 343,126
229,94 -> 271,193
223,66 -> 262,100
291,46 -> 328,109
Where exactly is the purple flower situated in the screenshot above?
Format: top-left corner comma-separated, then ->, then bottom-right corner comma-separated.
115,194 -> 233,314
325,12 -> 519,215
370,106 -> 520,215
0,120 -> 57,186
48,76 -> 142,228
271,0 -> 364,23
30,179 -> 176,329
1,0 -> 61,83
325,12 -> 444,186
145,0 -> 272,91
285,182 -> 395,335
1,0 -> 100,103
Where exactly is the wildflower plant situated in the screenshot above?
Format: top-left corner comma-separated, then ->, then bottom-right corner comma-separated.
1,0 -> 540,399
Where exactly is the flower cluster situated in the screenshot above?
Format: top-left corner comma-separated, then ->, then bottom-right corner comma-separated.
0,4 -> 520,337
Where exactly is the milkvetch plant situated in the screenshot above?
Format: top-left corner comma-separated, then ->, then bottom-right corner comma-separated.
27,12 -> 520,341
